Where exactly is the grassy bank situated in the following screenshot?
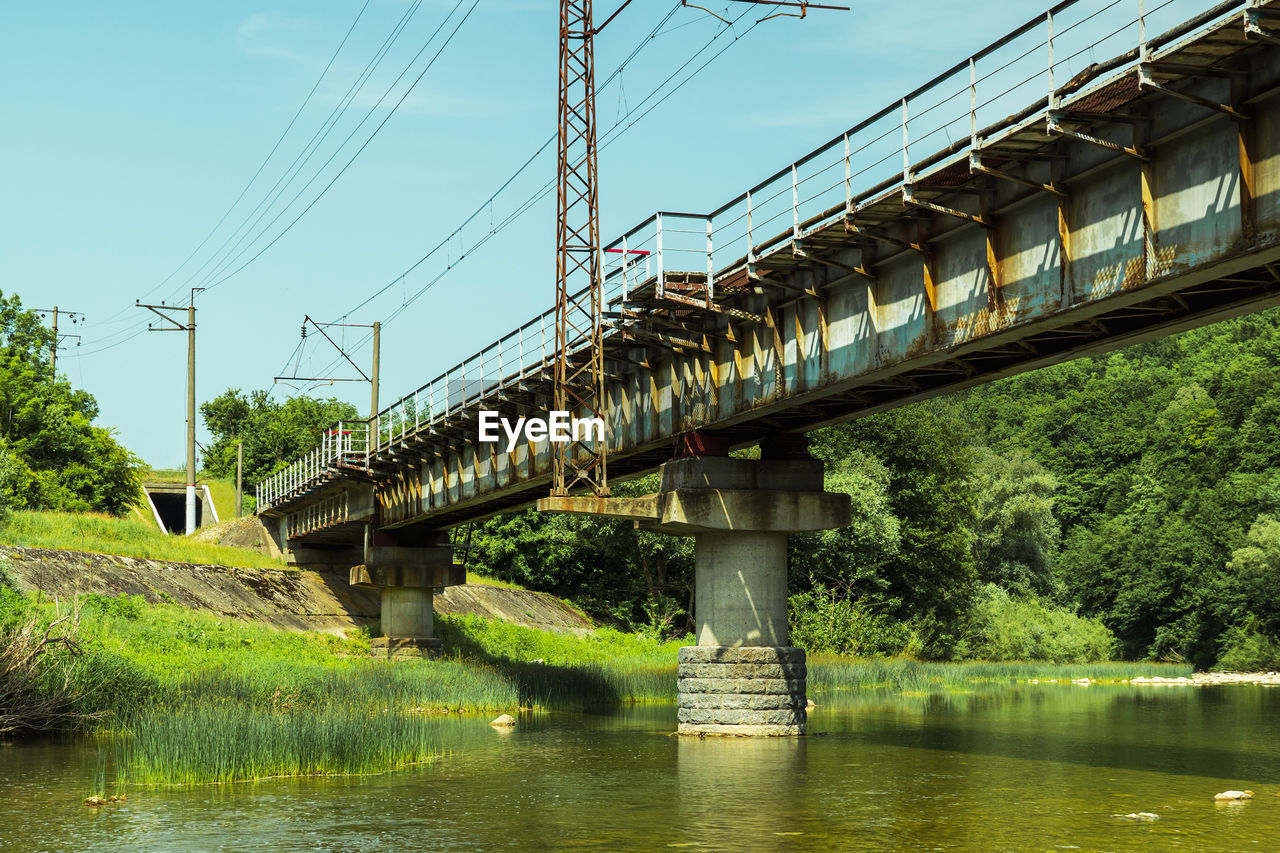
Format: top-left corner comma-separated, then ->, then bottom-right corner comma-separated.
1,586 -> 1201,787
0,510 -> 284,569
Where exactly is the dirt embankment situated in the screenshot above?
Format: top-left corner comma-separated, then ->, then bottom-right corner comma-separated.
0,545 -> 594,637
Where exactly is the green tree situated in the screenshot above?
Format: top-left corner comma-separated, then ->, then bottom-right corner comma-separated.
808,402 -> 980,656
0,292 -> 141,515
200,389 -> 360,494
971,449 -> 1059,597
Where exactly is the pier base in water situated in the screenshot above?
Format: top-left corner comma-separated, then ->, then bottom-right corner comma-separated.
677,646 -> 807,736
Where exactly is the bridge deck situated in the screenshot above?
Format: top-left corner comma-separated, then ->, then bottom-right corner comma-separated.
259,0 -> 1280,546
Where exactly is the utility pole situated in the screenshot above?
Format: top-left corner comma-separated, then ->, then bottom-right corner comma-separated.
552,0 -> 609,498
549,1 -> 845,499
138,288 -> 204,536
33,306 -> 84,377
274,315 -> 380,448
235,441 -> 243,519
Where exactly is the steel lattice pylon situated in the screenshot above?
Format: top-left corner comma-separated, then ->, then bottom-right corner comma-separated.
553,0 -> 608,497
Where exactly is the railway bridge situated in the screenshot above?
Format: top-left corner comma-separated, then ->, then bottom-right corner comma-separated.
257,0 -> 1280,733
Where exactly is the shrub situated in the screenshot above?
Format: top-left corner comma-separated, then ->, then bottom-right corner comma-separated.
1215,617 -> 1280,671
788,586 -> 915,656
966,584 -> 1116,663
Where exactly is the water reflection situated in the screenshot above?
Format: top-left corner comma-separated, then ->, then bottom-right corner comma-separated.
674,736 -> 808,851
2,687 -> 1279,851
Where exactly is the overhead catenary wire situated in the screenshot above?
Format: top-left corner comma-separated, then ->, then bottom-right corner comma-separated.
193,0 -> 479,295
74,0 -> 475,359
287,2 -> 775,388
79,0 -> 436,352
90,0 -> 378,333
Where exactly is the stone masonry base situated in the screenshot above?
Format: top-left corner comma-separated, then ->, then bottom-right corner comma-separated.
371,637 -> 443,660
677,646 -> 806,736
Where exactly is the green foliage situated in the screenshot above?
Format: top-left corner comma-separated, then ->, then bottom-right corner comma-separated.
81,593 -> 145,621
955,308 -> 1280,667
1214,617 -> 1280,671
0,291 -> 142,515
788,586 -> 915,657
971,450 -> 1060,596
965,584 -> 1116,663
0,509 -> 285,569
805,403 -> 980,655
199,388 -> 359,490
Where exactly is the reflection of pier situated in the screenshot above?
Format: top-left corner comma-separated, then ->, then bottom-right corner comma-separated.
675,735 -> 808,849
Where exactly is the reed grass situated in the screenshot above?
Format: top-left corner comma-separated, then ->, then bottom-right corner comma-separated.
121,703 -> 441,785
0,510 -> 284,569
806,656 -> 1196,694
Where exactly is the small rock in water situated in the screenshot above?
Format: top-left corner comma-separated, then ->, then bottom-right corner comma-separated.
1113,812 -> 1160,821
1213,790 -> 1253,801
83,796 -> 105,807
490,714 -> 517,727
806,699 -> 817,709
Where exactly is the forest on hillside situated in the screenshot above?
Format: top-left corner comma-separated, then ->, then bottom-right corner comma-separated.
468,307 -> 1280,670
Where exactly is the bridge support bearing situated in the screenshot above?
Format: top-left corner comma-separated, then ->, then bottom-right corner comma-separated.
350,544 -> 462,660
541,446 -> 850,736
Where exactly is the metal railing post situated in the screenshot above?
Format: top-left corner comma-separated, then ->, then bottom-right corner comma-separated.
1047,12 -> 1056,111
705,215 -> 714,306
843,132 -> 851,208
746,190 -> 755,263
791,164 -> 800,240
970,57 -> 979,148
655,213 -> 665,298
902,97 -> 911,187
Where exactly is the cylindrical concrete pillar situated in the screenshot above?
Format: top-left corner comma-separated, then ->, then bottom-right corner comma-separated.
381,586 -> 434,639
694,531 -> 788,647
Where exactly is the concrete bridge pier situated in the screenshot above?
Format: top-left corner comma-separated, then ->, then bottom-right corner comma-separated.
350,528 -> 463,659
540,436 -> 850,735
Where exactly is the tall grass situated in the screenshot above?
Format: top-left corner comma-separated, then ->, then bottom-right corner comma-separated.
0,510 -> 285,569
807,656 -> 1195,694
122,703 -> 441,785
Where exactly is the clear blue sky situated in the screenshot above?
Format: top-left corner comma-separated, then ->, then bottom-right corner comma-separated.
3,0 -> 1124,466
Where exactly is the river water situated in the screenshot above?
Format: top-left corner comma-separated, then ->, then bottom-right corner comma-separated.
2,684 -> 1278,851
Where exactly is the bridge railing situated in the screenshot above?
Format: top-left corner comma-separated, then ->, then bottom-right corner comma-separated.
260,0 -> 1244,516
256,421 -> 368,511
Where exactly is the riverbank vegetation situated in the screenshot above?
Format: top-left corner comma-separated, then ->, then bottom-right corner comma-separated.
0,510 -> 285,569
0,584 -> 1195,784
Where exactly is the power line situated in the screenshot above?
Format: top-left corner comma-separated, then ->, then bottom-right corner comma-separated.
288,3 -> 772,387
138,0 -> 376,311
197,0 -> 479,294
81,0 -> 428,349
75,1 -> 462,357
170,0 -> 436,300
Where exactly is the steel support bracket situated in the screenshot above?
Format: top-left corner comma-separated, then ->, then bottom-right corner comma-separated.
844,218 -> 927,254
658,289 -> 766,325
1138,64 -> 1249,121
1246,7 -> 1280,47
970,152 -> 1066,198
791,242 -> 875,282
902,184 -> 992,229
1047,112 -> 1150,161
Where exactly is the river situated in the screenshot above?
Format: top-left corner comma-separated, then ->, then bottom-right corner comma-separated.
2,684 -> 1277,851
